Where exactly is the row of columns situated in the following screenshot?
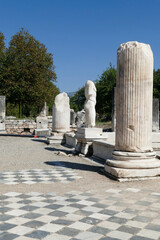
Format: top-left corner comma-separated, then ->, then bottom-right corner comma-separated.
51,41 -> 160,180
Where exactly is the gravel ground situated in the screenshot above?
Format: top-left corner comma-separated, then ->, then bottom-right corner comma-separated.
1,136 -> 160,240
0,136 -> 160,195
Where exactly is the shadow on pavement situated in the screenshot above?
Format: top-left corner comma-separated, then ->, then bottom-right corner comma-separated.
44,161 -> 104,174
45,147 -> 73,155
31,139 -> 47,143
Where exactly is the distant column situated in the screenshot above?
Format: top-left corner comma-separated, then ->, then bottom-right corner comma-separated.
0,96 -> 6,131
111,87 -> 116,132
152,98 -> 159,132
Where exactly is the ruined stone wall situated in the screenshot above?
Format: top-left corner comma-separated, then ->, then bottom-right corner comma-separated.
5,116 -> 53,134
5,120 -> 36,134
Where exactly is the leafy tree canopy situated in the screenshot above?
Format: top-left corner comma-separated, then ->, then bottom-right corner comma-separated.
0,29 -> 59,117
0,32 -> 5,84
70,64 -> 116,121
95,64 -> 116,121
70,87 -> 85,112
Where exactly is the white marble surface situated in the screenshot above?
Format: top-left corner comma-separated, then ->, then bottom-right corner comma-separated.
84,80 -> 96,127
52,92 -> 70,133
116,41 -> 153,152
104,42 -> 160,180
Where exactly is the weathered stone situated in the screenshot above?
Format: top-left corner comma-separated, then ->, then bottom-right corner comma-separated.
52,92 -> 70,133
34,129 -> 50,136
36,116 -> 48,129
0,96 -> 5,131
76,128 -> 103,139
75,127 -> 108,155
70,109 -> 76,125
84,80 -> 96,127
47,116 -> 52,129
105,165 -> 160,181
93,140 -> 114,160
76,110 -> 85,128
35,101 -> 49,135
5,119 -> 36,134
105,41 -> 160,180
116,42 -> 153,152
57,151 -> 68,156
75,81 -> 107,155
65,133 -> 77,147
47,132 -> 65,144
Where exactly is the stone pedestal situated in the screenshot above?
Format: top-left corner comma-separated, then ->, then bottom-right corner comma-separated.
105,41 -> 160,181
65,133 -> 77,148
36,116 -> 48,129
75,128 -> 108,155
35,116 -> 49,136
47,132 -> 65,145
0,96 -> 6,132
35,129 -> 50,136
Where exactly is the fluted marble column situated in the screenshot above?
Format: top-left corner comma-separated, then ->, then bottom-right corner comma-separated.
116,42 -> 153,152
105,42 -> 160,180
52,92 -> 70,133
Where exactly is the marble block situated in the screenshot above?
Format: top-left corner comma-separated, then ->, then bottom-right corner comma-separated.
65,133 -> 77,148
36,116 -> 48,129
34,129 -> 50,136
47,132 -> 65,145
93,140 -> 114,160
76,128 -> 103,139
75,128 -> 108,155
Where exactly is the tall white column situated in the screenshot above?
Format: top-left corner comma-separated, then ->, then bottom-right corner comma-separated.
116,42 -> 153,152
105,42 -> 160,180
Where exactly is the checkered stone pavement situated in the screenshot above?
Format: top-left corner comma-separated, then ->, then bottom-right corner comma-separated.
0,188 -> 160,239
0,167 -> 82,185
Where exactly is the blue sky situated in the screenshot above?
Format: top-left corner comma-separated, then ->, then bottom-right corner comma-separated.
0,0 -> 160,92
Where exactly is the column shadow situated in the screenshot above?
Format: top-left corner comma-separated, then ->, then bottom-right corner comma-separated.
44,161 -> 104,175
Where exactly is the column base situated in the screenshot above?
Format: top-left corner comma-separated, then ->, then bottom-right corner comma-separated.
104,150 -> 160,181
104,164 -> 160,181
47,132 -> 65,144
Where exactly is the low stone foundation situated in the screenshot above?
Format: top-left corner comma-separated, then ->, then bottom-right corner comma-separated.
93,140 -> 114,160
5,119 -> 36,134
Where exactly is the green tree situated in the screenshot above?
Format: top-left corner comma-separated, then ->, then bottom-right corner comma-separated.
70,86 -> 85,112
96,64 -> 116,121
4,29 -> 59,117
0,32 -> 6,93
70,64 -> 116,121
